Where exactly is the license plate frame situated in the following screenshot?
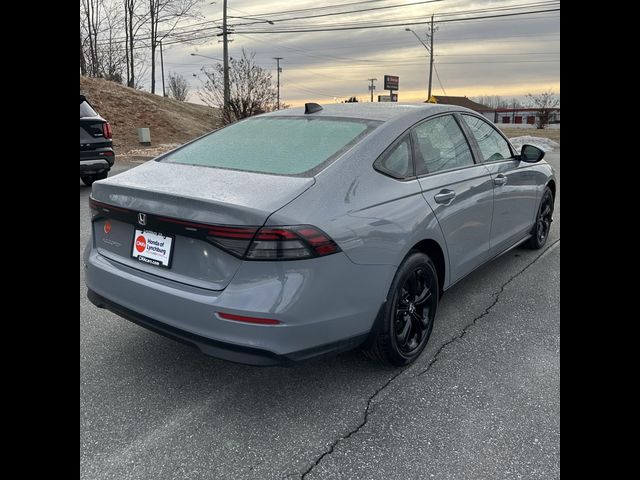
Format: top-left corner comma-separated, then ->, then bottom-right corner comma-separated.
131,229 -> 175,269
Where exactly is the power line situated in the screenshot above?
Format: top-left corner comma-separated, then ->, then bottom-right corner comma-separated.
235,1 -> 558,29
284,79 -> 342,98
229,0 -> 411,19
95,2 -> 558,46
265,59 -> 559,69
231,0 -> 445,27
234,32 -> 560,57
433,64 -> 447,96
237,13 -> 558,32
233,0 -> 557,21
234,30 -> 558,65
235,9 -> 560,34
237,1 -> 558,28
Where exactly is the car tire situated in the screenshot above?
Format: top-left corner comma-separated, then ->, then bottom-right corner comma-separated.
524,186 -> 554,250
81,171 -> 108,186
364,251 -> 439,366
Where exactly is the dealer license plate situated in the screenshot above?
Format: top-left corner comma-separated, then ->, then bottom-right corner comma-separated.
131,229 -> 174,268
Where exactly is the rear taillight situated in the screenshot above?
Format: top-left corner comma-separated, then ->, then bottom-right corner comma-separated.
205,226 -> 259,258
103,122 -> 112,139
206,224 -> 341,260
246,226 -> 340,260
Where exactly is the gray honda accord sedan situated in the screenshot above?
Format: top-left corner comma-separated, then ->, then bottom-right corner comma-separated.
84,102 -> 555,366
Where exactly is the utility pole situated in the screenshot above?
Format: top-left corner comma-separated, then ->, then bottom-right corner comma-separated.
160,40 -> 166,97
368,78 -> 377,102
406,17 -> 437,101
222,0 -> 230,111
428,14 -> 434,101
274,57 -> 283,109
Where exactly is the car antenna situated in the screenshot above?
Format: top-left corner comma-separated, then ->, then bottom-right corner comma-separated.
304,103 -> 323,114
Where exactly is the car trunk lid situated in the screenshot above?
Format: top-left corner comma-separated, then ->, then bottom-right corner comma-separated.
90,160 -> 315,290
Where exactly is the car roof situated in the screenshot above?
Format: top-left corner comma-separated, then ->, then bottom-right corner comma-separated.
262,102 -> 471,122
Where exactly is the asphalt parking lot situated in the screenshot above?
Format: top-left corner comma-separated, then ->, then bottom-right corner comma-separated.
80,151 -> 560,480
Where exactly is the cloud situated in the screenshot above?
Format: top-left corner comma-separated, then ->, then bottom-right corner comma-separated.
162,0 -> 560,105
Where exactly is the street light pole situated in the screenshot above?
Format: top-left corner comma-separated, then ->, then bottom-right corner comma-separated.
222,0 -> 230,111
160,40 -> 166,97
273,57 -> 283,109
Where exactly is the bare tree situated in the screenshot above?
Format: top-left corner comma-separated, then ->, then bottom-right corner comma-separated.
472,95 -> 523,109
80,0 -> 127,82
149,0 -> 202,94
472,95 -> 502,109
99,1 -> 127,83
124,0 -> 149,88
133,60 -> 151,89
199,49 -> 277,124
80,20 -> 87,76
81,0 -> 102,76
167,72 -> 189,101
527,90 -> 560,129
80,3 -> 87,75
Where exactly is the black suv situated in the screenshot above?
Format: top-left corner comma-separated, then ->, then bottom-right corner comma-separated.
80,95 -> 115,186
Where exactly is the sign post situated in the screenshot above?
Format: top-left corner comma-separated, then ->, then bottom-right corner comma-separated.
383,75 -> 399,102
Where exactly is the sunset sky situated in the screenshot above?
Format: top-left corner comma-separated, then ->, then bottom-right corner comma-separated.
157,0 -> 560,106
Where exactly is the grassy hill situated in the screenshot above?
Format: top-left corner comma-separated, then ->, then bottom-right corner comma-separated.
80,76 -> 220,160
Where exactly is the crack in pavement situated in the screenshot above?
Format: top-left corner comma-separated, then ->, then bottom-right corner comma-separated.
297,238 -> 560,479
416,238 -> 560,378
298,365 -> 410,479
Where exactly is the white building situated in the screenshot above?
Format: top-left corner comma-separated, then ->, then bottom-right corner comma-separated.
493,108 -> 560,125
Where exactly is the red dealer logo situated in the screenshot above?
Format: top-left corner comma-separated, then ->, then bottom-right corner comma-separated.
135,235 -> 146,253
104,222 -> 111,234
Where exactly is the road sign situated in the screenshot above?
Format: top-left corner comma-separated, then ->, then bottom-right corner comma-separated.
378,94 -> 398,102
384,75 -> 399,91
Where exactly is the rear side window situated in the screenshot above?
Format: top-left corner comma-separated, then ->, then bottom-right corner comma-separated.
461,114 -> 513,162
80,100 -> 98,118
161,116 -> 380,176
374,135 -> 413,179
412,115 -> 475,175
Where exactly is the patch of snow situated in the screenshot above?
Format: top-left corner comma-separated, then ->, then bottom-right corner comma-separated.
508,136 -> 559,153
498,123 -> 560,129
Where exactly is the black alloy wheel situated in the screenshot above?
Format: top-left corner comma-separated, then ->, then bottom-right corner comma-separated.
364,252 -> 439,366
525,186 -> 554,249
394,265 -> 436,355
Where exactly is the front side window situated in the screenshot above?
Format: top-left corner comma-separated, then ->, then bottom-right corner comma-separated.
462,114 -> 513,162
160,116 -> 380,176
374,135 -> 413,179
412,115 -> 475,175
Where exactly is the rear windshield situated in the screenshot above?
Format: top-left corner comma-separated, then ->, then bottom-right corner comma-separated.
80,100 -> 98,118
160,116 -> 380,176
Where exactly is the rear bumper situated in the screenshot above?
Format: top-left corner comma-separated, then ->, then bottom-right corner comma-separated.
87,289 -> 367,366
80,149 -> 115,174
83,244 -> 394,365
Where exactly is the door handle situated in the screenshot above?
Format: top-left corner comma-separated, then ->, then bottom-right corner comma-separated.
434,189 -> 456,204
494,174 -> 507,186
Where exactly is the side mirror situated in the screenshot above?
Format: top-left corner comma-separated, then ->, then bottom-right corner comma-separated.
519,144 -> 545,163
